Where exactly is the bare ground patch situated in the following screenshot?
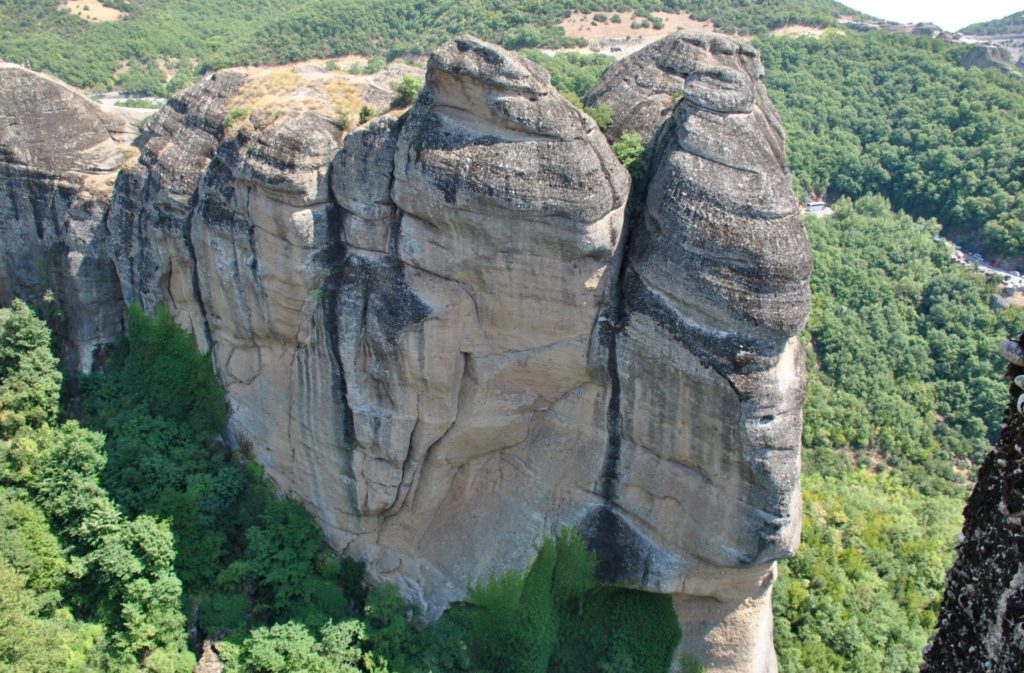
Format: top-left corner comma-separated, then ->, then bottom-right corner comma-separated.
60,0 -> 126,23
557,11 -> 718,58
770,24 -> 827,37
559,11 -> 714,41
224,60 -> 425,134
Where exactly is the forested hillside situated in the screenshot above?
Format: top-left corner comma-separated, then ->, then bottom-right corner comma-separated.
0,0 -> 855,94
773,196 -> 1020,673
962,10 -> 1024,35
757,31 -> 1024,265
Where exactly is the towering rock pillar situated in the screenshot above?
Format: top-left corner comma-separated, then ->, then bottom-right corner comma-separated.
588,32 -> 812,672
0,33 -> 811,673
0,64 -> 135,369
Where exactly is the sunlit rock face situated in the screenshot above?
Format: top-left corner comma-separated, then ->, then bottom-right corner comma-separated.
0,64 -> 135,369
0,33 -> 810,673
587,32 -> 811,673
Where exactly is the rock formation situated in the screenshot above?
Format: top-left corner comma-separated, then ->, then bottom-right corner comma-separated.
0,33 -> 811,673
960,44 -> 1023,77
0,63 -> 135,369
920,337 -> 1024,673
587,32 -> 811,672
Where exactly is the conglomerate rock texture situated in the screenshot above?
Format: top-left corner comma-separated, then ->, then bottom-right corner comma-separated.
0,34 -> 811,673
920,336 -> 1024,673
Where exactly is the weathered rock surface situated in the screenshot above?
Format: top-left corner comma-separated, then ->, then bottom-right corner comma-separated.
583,32 -> 780,146
960,44 -> 1023,77
920,337 -> 1024,673
587,32 -> 810,673
0,63 -> 136,369
0,34 -> 810,673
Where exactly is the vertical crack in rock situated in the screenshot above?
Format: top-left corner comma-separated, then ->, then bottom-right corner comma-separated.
182,205 -> 214,349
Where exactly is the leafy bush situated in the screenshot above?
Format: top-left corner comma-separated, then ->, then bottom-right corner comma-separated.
449,531 -> 681,673
224,107 -> 250,130
584,103 -> 614,130
612,132 -> 647,183
390,75 -> 422,108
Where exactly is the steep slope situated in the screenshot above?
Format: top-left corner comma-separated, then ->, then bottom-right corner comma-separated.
0,33 -> 811,673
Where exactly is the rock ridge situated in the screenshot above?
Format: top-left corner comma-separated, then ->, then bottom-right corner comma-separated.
0,33 -> 811,673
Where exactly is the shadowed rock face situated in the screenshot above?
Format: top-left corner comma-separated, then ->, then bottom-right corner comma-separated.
920,337 -> 1024,673
0,34 -> 810,673
0,64 -> 135,369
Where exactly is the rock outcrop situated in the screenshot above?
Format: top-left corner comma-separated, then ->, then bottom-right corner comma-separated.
960,44 -> 1023,77
0,63 -> 136,369
583,32 -> 778,145
0,33 -> 811,673
920,337 -> 1024,673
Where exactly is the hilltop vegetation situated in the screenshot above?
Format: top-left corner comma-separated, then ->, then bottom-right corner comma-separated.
961,10 -> 1024,35
757,31 -> 1024,265
0,0 -> 855,94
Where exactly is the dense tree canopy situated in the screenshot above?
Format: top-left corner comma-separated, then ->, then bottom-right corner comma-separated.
774,196 -> 1022,672
0,1 -> 854,94
757,31 -> 1024,264
801,196 -> 1017,494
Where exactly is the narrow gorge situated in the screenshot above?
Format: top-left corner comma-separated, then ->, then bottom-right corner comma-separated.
0,32 -> 812,673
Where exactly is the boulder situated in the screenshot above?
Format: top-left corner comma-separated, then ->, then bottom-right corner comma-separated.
960,44 -> 1022,77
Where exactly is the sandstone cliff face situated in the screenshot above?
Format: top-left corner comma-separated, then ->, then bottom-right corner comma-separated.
587,32 -> 811,672
0,34 -> 810,673
920,338 -> 1024,673
0,63 -> 135,369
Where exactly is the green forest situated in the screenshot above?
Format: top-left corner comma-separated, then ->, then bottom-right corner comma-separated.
0,0 -> 854,94
757,31 -> 1024,265
773,196 -> 1019,672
